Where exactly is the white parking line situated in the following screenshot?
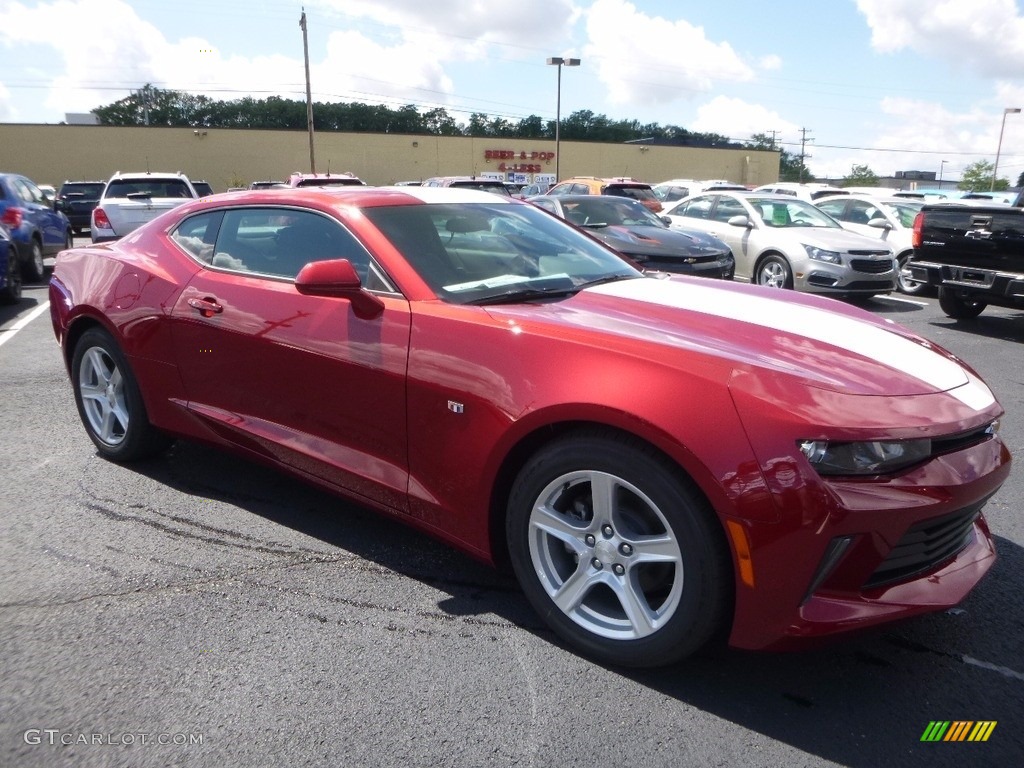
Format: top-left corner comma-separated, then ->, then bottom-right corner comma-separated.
0,301 -> 51,350
963,655 -> 1024,682
877,294 -> 931,307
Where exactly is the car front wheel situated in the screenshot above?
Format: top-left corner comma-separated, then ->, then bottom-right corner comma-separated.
756,254 -> 793,289
71,328 -> 171,461
506,430 -> 731,667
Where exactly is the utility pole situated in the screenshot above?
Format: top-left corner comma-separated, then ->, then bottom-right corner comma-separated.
767,129 -> 780,149
798,128 -> 813,182
300,8 -> 316,173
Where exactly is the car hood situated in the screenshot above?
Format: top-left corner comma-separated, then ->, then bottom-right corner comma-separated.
777,226 -> 891,252
596,225 -> 729,256
490,277 -> 990,405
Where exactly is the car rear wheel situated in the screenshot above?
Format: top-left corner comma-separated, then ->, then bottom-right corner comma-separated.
506,430 -> 731,667
71,328 -> 171,461
755,254 -> 793,289
22,238 -> 45,282
0,245 -> 22,304
938,287 -> 986,320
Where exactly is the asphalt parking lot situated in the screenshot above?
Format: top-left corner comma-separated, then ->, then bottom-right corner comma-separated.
2,259 -> 1021,767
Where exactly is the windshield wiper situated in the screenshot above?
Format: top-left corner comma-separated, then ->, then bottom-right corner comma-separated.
574,274 -> 639,290
467,285 -> 580,306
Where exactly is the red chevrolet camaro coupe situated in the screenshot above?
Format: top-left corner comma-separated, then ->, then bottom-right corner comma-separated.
49,186 -> 1011,667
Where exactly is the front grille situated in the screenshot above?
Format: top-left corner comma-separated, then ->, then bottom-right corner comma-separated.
851,259 -> 894,274
864,504 -> 986,589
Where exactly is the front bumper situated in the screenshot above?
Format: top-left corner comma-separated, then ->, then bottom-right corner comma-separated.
726,433 -> 1010,651
796,258 -> 897,294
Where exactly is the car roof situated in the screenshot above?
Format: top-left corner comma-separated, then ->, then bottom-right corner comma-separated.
188,185 -> 521,209
107,171 -> 190,180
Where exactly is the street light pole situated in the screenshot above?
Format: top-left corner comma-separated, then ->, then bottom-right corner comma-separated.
991,107 -> 1020,191
938,159 -> 948,187
546,57 -> 580,182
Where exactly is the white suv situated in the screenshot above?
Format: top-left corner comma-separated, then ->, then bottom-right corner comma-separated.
91,171 -> 197,243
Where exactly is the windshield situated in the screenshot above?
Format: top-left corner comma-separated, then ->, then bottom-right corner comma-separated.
364,202 -> 641,305
606,185 -> 658,203
747,197 -> 842,229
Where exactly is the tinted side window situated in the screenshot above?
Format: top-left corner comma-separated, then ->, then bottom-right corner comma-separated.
816,201 -> 846,219
210,208 -> 373,280
171,211 -> 224,262
672,196 -> 713,220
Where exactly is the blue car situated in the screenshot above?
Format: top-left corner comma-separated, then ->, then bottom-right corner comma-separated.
0,172 -> 73,282
0,224 -> 21,304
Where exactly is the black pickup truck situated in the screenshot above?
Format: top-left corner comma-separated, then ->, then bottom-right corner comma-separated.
910,191 -> 1024,318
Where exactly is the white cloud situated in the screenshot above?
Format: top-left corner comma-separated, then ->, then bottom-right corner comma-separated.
582,0 -> 753,107
323,0 -> 578,55
314,30 -> 454,105
0,81 -> 12,121
690,96 -> 799,144
857,0 -> 1024,78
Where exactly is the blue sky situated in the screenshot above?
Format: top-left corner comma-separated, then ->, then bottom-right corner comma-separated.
3,0 -> 1024,182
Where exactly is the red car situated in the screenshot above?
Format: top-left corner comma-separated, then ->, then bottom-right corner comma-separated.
49,186 -> 1012,667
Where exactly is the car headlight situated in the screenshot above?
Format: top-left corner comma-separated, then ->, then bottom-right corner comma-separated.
803,245 -> 842,264
798,438 -> 932,476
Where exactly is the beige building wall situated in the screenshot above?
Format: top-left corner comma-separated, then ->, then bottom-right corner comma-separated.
0,124 -> 779,191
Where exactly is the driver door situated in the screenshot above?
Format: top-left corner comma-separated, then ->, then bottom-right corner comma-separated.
168,206 -> 412,512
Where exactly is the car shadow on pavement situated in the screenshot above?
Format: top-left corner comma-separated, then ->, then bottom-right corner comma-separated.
126,439 -> 1023,768
0,294 -> 42,326
928,312 -> 1024,343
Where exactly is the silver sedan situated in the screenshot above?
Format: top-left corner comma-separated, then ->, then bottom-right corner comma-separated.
663,191 -> 897,296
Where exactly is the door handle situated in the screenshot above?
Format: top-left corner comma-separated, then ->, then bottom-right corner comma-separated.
187,297 -> 224,317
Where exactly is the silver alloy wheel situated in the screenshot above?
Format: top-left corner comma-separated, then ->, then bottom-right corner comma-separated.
897,254 -> 924,294
29,240 -> 45,280
757,259 -> 788,288
527,469 -> 684,640
77,345 -> 129,446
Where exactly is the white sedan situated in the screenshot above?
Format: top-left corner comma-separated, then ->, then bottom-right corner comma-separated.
814,194 -> 925,294
663,192 -> 897,297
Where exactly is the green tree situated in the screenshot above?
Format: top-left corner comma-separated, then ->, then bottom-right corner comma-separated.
959,159 -> 1011,191
842,164 -> 878,186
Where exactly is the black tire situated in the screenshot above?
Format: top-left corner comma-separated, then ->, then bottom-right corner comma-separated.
1,245 -> 22,304
896,253 -> 927,295
71,328 -> 172,461
938,287 -> 986,320
22,238 -> 45,282
506,429 -> 731,668
755,254 -> 793,289
63,230 -> 73,251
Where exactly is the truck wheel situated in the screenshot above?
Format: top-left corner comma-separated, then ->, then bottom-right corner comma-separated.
938,287 -> 986,319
